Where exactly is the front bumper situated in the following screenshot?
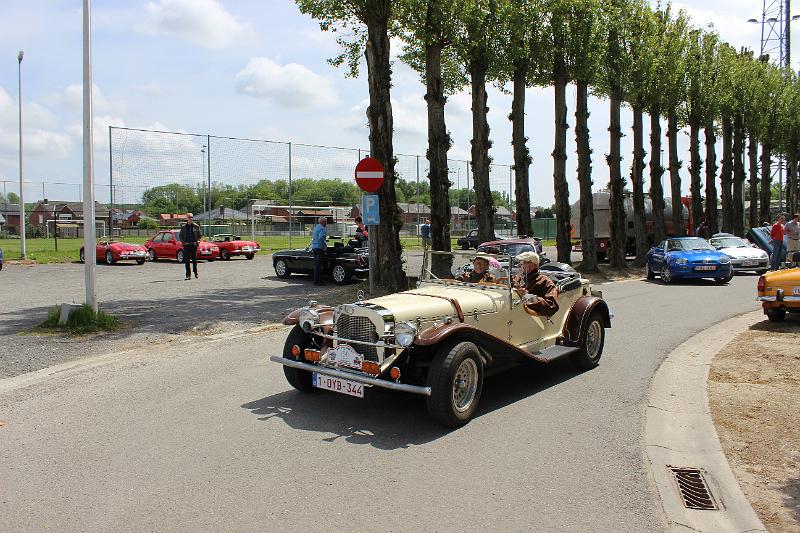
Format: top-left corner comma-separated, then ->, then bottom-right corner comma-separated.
120,252 -> 146,259
730,259 -> 769,271
669,264 -> 732,278
270,356 -> 431,396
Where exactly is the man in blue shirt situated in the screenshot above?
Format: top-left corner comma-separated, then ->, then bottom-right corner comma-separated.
421,219 -> 431,250
311,216 -> 328,285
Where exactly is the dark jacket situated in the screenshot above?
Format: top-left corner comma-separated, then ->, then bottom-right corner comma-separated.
179,222 -> 201,245
514,271 -> 559,317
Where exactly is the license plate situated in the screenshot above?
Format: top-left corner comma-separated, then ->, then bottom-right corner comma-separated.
312,373 -> 364,398
695,265 -> 717,271
326,344 -> 363,370
200,250 -> 211,255
742,260 -> 758,267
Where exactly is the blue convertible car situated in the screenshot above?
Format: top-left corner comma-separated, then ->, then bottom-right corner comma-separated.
646,237 -> 733,284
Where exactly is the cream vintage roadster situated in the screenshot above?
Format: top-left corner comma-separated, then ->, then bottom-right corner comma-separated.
270,250 -> 612,427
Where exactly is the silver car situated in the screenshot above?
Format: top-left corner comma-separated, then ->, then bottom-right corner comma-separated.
709,234 -> 769,274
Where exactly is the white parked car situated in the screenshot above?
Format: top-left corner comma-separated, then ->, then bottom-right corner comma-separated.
709,234 -> 769,274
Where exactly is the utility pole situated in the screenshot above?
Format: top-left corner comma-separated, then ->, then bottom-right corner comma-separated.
17,50 -> 26,259
83,0 -> 97,311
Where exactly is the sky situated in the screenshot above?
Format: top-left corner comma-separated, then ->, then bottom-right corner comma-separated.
0,0 -> 794,208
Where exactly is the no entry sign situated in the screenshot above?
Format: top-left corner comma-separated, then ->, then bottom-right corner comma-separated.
355,157 -> 384,192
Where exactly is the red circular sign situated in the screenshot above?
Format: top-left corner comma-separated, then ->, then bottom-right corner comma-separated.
354,157 -> 385,192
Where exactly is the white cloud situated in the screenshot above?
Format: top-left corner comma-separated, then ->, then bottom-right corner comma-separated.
137,0 -> 254,49
137,82 -> 162,95
235,57 -> 339,110
44,84 -> 116,114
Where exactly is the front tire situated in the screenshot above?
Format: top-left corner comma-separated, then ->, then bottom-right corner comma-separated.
426,341 -> 484,427
245,253 -> 255,260
570,311 -> 605,370
220,248 -> 230,260
661,264 -> 673,284
715,273 -> 733,284
332,264 -> 351,285
766,308 -> 786,322
105,251 -> 115,264
148,248 -> 157,262
274,259 -> 291,278
283,326 -> 315,392
136,258 -> 145,265
176,249 -> 185,263
79,249 -> 85,263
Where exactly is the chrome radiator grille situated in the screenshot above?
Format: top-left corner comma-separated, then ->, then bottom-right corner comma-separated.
336,314 -> 378,362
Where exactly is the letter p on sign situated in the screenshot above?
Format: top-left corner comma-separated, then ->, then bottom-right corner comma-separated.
362,195 -> 380,225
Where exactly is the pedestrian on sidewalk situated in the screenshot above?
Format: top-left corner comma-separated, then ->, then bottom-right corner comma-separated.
421,219 -> 431,249
769,214 -> 786,270
179,213 -> 201,280
784,213 -> 800,264
311,216 -> 327,285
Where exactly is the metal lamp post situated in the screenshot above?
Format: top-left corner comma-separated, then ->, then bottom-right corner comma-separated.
17,50 -> 26,259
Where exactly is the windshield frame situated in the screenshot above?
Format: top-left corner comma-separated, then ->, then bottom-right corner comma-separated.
666,238 -> 714,251
421,249 -> 514,289
709,237 -> 749,249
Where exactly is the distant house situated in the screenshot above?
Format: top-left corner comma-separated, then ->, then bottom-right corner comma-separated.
0,203 -> 20,234
396,202 -> 431,225
28,199 -> 109,236
157,213 -> 189,226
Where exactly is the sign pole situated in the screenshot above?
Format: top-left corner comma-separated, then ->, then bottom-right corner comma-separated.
83,0 -> 97,311
355,158 -> 384,294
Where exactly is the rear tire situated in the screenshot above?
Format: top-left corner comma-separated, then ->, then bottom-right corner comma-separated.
596,251 -> 607,263
245,253 -> 255,260
220,249 -> 230,260
426,341 -> 484,427
105,251 -> 115,264
766,308 -> 786,322
176,249 -> 185,263
148,248 -> 157,262
646,262 -> 655,280
332,265 -> 351,285
79,249 -> 85,263
283,326 -> 315,392
570,311 -> 605,370
136,258 -> 145,265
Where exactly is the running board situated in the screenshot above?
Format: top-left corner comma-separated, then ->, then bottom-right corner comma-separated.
528,345 -> 579,364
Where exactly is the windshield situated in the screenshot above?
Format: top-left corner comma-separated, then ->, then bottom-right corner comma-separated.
478,243 -> 534,257
710,237 -> 748,248
666,239 -> 713,251
421,250 -> 512,287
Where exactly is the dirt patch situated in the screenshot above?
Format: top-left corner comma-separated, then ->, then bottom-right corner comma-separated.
576,264 -> 646,284
708,319 -> 800,532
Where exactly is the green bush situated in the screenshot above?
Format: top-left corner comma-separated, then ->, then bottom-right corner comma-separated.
39,304 -> 120,334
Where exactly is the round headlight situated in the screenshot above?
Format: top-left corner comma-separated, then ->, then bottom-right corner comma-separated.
298,308 -> 319,333
675,258 -> 688,265
394,322 -> 417,347
719,256 -> 730,264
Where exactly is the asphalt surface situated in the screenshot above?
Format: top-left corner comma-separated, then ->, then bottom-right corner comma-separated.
0,270 -> 762,532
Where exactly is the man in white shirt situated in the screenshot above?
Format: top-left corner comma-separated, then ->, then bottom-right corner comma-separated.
784,213 -> 800,261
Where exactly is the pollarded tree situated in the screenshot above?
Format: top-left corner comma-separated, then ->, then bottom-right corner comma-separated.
565,0 -> 606,271
453,0 -> 503,245
684,29 -> 707,232
296,0 -> 406,291
495,0 -> 549,239
696,31 -> 722,234
737,50 -> 769,228
758,64 -> 784,225
715,43 -> 738,233
396,0 -> 465,276
775,71 -> 800,215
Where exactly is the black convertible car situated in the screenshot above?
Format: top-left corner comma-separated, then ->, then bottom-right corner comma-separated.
272,239 -> 369,285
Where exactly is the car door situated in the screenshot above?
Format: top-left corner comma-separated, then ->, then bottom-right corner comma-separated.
508,284 -> 572,352
160,232 -> 177,259
650,241 -> 667,271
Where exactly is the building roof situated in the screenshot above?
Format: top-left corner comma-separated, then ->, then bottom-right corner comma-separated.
194,207 -> 250,221
1,203 -> 20,215
50,201 -> 109,216
397,202 -> 431,215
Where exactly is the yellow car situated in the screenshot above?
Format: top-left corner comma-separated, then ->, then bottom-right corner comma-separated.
757,268 -> 800,321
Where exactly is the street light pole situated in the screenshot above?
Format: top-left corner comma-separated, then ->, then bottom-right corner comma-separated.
17,50 -> 26,259
83,0 -> 97,311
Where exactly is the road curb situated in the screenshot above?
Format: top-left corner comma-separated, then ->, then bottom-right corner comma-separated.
644,310 -> 766,532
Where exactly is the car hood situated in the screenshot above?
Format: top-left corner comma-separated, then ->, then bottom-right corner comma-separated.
667,249 -> 727,261
364,283 -> 503,322
718,246 -> 767,259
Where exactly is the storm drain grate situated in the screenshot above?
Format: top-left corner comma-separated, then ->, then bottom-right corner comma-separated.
668,466 -> 718,510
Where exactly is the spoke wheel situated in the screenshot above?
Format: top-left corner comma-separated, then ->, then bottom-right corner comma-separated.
332,265 -> 350,285
570,311 -> 606,370
661,264 -> 672,284
176,249 -> 184,263
274,259 -> 291,278
221,249 -> 230,260
452,358 -> 479,413
105,251 -> 114,264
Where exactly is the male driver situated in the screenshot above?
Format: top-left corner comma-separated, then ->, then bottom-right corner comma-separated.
513,251 -> 559,317
421,219 -> 431,250
457,253 -> 497,283
770,214 -> 786,270
179,213 -> 201,280
311,216 -> 328,285
784,213 -> 800,263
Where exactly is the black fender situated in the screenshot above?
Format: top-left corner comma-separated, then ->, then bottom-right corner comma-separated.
561,296 -> 612,345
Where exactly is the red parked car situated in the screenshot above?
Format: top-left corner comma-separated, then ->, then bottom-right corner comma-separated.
210,233 -> 260,260
144,229 -> 219,263
80,240 -> 148,265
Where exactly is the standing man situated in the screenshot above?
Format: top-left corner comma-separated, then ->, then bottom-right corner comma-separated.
769,214 -> 786,270
421,218 -> 431,250
311,216 -> 328,286
784,213 -> 800,264
179,213 -> 201,280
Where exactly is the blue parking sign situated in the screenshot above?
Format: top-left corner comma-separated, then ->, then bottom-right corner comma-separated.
362,194 -> 380,225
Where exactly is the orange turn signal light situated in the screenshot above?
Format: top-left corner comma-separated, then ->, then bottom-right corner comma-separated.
291,345 -> 301,358
361,361 -> 380,375
304,349 -> 321,362
390,366 -> 401,380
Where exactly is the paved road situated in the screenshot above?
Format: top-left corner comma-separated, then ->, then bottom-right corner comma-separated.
0,272 -> 762,532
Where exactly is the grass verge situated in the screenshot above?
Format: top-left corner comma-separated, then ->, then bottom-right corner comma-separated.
38,304 -> 120,334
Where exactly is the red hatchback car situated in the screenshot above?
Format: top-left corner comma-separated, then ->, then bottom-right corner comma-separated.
210,233 -> 260,260
80,240 -> 147,265
144,229 -> 219,263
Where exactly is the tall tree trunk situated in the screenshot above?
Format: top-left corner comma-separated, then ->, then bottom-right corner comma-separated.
689,120 -> 703,235
631,105 -> 648,266
575,81 -> 597,271
719,117 -> 733,233
667,109 -> 684,236
748,136 -> 759,229
704,122 -> 719,235
424,37 -> 452,278
759,143 -> 772,225
649,106 -> 666,244
364,6 -> 405,291
469,56 -> 495,244
607,0 -> 626,268
511,61 -> 532,238
608,92 -> 626,267
732,115 -> 745,236
552,61 -> 571,264
788,146 -> 798,215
